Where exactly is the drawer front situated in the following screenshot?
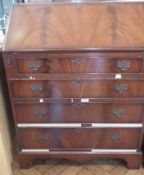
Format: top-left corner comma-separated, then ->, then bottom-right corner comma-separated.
18,128 -> 141,149
15,103 -> 143,123
15,57 -> 143,74
11,80 -> 144,98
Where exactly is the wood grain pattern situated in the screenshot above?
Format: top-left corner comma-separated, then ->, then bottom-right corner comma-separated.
18,128 -> 141,149
17,152 -> 142,169
3,3 -> 144,51
2,3 -> 144,169
11,80 -> 144,98
15,57 -> 143,74
4,51 -> 144,77
14,103 -> 143,123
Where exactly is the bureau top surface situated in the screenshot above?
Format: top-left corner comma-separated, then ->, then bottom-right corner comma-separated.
3,3 -> 144,51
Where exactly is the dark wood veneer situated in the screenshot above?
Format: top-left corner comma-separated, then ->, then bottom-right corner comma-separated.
18,152 -> 142,169
13,57 -> 143,74
11,80 -> 144,98
15,103 -> 143,123
2,3 -> 144,169
18,128 -> 141,150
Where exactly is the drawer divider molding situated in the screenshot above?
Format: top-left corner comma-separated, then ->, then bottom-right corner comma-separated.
8,73 -> 144,80
17,123 -> 143,128
12,98 -> 144,104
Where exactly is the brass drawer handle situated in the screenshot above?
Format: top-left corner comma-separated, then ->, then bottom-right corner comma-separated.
38,135 -> 48,142
34,109 -> 47,117
72,58 -> 84,64
112,135 -> 121,142
31,84 -> 43,93
74,128 -> 85,133
115,84 -> 128,93
74,80 -> 84,86
117,60 -> 131,71
112,109 -> 125,117
72,103 -> 85,108
28,63 -> 41,72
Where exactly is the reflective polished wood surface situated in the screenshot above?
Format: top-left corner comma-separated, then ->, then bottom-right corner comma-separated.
3,3 -> 144,51
3,3 -> 144,169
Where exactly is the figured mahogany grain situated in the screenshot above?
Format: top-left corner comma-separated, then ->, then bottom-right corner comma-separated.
3,3 -> 144,51
15,103 -> 143,123
15,57 -> 143,74
2,3 -> 144,169
18,128 -> 141,149
11,80 -> 144,98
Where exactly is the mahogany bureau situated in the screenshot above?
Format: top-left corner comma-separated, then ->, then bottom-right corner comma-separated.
2,3 -> 144,169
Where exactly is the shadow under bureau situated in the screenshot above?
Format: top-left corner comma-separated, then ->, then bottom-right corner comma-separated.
2,2 -> 144,169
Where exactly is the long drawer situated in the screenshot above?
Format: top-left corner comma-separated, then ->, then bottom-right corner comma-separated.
14,57 -> 143,74
14,103 -> 143,123
11,80 -> 144,98
18,128 -> 141,149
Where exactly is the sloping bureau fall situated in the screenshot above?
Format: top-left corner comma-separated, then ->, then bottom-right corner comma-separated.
2,3 -> 144,169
